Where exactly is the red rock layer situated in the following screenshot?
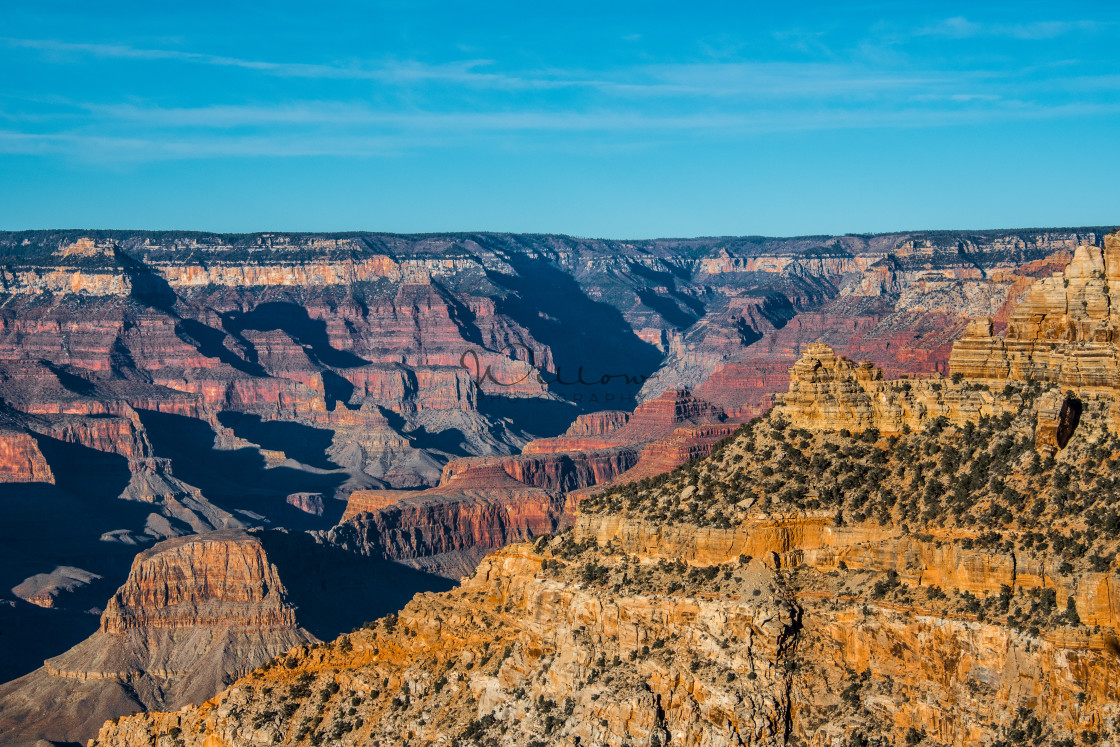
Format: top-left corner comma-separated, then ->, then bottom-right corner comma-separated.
0,428 -> 54,483
35,411 -> 149,460
692,362 -> 789,420
524,389 -> 724,454
330,463 -> 568,577
563,410 -> 630,437
568,423 -> 738,502
438,449 -> 639,493
333,389 -> 732,562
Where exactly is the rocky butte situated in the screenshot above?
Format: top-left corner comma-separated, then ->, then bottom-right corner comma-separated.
0,531 -> 314,745
92,233 -> 1120,746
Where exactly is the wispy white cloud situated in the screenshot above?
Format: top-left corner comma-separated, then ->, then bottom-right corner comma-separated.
918,17 -> 1105,40
2,37 -> 535,87
4,19 -> 1119,166
3,98 -> 1117,162
0,37 -> 993,101
615,62 -> 955,98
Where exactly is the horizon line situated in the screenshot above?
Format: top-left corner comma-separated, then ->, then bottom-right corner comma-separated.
0,223 -> 1116,244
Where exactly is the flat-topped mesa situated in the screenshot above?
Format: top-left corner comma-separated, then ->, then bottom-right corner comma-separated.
95,531 -> 301,635
563,410 -> 630,437
949,236 -> 1120,395
624,388 -> 724,432
44,531 -> 309,694
776,343 -> 1011,435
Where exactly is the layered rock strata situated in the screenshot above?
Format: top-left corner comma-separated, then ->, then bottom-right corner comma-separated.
331,388 -> 730,578
329,462 -> 570,578
0,427 -> 54,483
950,239 -> 1120,398
776,342 -> 1014,435
0,532 -> 313,746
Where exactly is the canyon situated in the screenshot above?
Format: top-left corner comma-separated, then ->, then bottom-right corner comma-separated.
90,232 -> 1120,746
0,226 -> 1114,745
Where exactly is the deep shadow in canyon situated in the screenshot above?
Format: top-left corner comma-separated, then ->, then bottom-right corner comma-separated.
0,437 -> 143,681
259,530 -> 457,641
481,251 -> 664,415
137,410 -> 349,529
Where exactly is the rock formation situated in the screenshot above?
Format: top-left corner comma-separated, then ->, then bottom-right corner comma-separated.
949,239 -> 1120,396
0,427 -> 54,483
522,388 -> 726,455
645,231 -> 1101,420
0,531 -> 313,746
10,566 -> 100,608
775,342 -> 1013,436
328,388 -> 732,578
328,461 -> 570,578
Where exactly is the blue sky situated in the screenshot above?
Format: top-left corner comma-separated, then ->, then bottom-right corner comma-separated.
1,1 -> 1118,237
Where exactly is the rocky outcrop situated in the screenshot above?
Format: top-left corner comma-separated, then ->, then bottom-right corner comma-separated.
567,422 -> 740,504
779,239 -> 1120,440
155,256 -> 404,287
524,388 -> 724,455
11,566 -> 101,608
0,531 -> 313,746
1035,389 -> 1084,450
330,462 -> 570,578
438,449 -> 640,494
563,409 -> 630,437
776,342 -> 1013,435
641,233 -> 1101,420
93,532 -> 302,635
949,237 -> 1120,397
0,428 -> 54,483
285,492 -> 325,516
